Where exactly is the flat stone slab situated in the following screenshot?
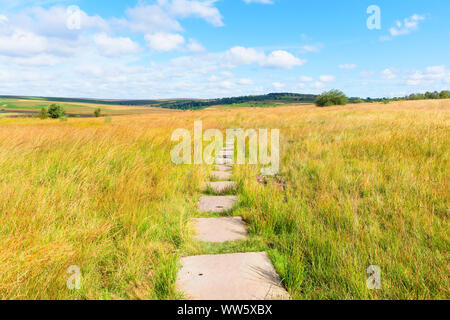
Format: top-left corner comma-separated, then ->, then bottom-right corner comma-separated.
206,181 -> 236,194
207,181 -> 236,194
219,150 -> 233,156
177,252 -> 290,300
215,164 -> 232,171
193,217 -> 248,243
198,196 -> 238,212
211,171 -> 232,180
216,158 -> 233,165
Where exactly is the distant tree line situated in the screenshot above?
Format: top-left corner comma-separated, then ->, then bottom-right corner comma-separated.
363,90 -> 449,103
160,93 -> 318,110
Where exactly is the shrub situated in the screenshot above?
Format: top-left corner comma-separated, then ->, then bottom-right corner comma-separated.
48,104 -> 66,119
38,107 -> 49,120
94,108 -> 102,117
315,90 -> 348,107
353,99 -> 365,104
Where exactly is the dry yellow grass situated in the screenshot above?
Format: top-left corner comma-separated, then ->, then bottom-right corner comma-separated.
0,99 -> 448,299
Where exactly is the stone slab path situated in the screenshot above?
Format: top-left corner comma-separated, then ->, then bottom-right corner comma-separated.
193,217 -> 248,243
207,181 -> 237,194
216,158 -> 233,165
215,164 -> 232,171
198,196 -> 238,213
177,252 -> 290,300
211,171 -> 232,180
177,143 -> 290,300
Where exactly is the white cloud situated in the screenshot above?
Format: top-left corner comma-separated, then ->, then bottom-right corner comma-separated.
301,45 -> 320,53
339,64 -> 357,70
406,79 -> 420,86
272,82 -> 285,89
186,38 -> 205,52
169,0 -> 224,27
10,6 -> 108,39
425,65 -> 445,75
0,30 -> 48,57
319,75 -> 336,82
264,50 -> 306,69
145,32 -> 185,51
405,65 -> 449,86
0,14 -> 8,24
238,78 -> 253,85
225,46 -> 305,69
360,71 -> 375,78
389,14 -> 425,37
11,54 -> 65,66
220,71 -> 233,77
311,81 -> 325,89
220,80 -> 235,89
299,76 -> 313,82
382,68 -> 396,79
225,46 -> 266,65
119,4 -> 182,33
93,33 -> 140,56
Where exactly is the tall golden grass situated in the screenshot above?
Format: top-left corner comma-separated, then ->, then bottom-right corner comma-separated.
0,99 -> 448,299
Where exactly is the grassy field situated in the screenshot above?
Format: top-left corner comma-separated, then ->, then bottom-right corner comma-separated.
0,98 -> 172,117
0,99 -> 448,299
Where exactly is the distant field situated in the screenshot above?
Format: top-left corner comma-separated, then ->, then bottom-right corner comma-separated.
0,98 -> 174,117
0,99 -> 448,299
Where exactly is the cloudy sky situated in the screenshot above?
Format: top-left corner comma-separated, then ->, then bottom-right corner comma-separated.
0,0 -> 449,99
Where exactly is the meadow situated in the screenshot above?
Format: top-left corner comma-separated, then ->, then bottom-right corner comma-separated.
0,98 -> 171,117
0,99 -> 448,299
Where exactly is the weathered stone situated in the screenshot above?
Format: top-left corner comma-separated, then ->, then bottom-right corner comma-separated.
207,181 -> 236,194
193,217 -> 248,243
216,158 -> 233,165
215,164 -> 232,171
177,252 -> 290,300
206,181 -> 236,193
198,196 -> 238,212
219,150 -> 233,156
211,171 -> 232,180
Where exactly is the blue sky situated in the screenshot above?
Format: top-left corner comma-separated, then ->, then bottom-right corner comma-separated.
0,0 -> 448,99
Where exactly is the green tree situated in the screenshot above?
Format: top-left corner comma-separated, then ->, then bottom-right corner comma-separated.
439,90 -> 449,99
39,107 -> 49,119
47,104 -> 66,119
315,90 -> 348,107
94,108 -> 102,117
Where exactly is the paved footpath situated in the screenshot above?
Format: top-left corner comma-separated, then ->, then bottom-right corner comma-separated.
176,140 -> 290,300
